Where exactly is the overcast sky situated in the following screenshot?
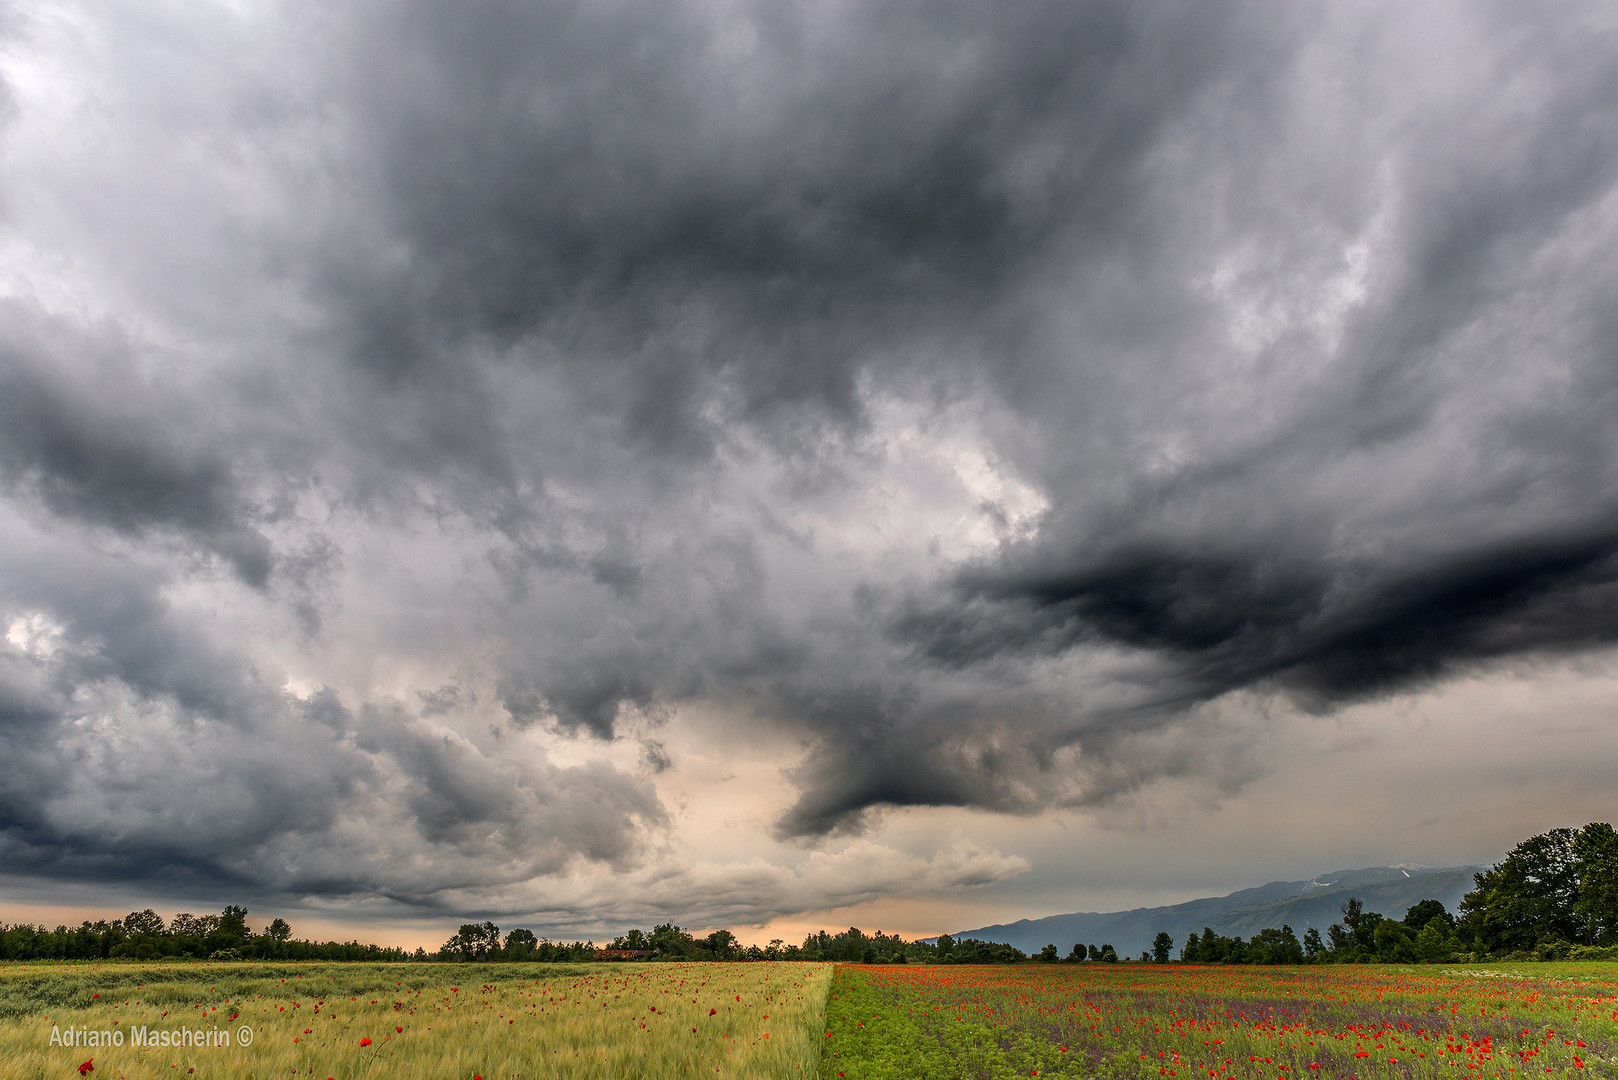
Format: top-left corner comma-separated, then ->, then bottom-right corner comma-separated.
1,0 -> 1617,949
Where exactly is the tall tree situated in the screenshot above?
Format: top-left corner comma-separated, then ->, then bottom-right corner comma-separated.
217,905 -> 250,943
123,910 -> 165,937
1573,822 -> 1618,945
1403,900 -> 1454,932
1339,898 -> 1382,952
1459,827 -> 1581,950
704,929 -> 738,959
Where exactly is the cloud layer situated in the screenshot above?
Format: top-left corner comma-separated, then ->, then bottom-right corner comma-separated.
1,0 -> 1616,931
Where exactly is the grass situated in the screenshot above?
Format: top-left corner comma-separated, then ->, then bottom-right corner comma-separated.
816,962 -> 1618,1079
0,960 -> 833,1079
13,958 -> 1615,1078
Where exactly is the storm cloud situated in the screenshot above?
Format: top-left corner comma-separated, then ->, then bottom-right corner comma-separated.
1,0 -> 1616,932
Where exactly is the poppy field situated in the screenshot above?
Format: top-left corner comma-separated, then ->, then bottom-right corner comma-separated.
0,960 -> 831,1079
817,963 -> 1618,1080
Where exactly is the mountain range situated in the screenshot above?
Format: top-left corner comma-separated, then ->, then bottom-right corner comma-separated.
948,865 -> 1484,959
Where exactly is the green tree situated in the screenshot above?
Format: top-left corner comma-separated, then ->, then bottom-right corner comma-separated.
1459,828 -> 1581,951
265,918 -> 292,942
1249,925 -> 1304,965
1196,928 -> 1228,963
504,928 -> 538,956
218,905 -> 250,937
1098,943 -> 1118,963
1152,931 -> 1174,963
123,910 -> 165,937
649,922 -> 697,958
1037,943 -> 1059,962
1302,927 -> 1324,961
704,929 -> 738,960
1404,899 -> 1454,932
1415,917 -> 1456,962
1573,822 -> 1618,945
170,913 -> 217,939
1339,898 -> 1382,953
1372,919 -> 1416,962
1068,942 -> 1087,962
440,921 -> 501,960
613,928 -> 650,950
214,906 -> 250,951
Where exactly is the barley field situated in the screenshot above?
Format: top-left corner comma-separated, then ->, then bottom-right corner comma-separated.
0,960 -> 833,1079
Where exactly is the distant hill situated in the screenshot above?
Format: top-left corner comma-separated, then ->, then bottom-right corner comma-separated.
948,865 -> 1483,959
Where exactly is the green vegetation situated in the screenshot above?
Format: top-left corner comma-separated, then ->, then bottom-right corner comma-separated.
1,960 -> 831,1079
0,909 -> 419,964
439,922 -> 1030,964
1161,822 -> 1618,967
817,961 -> 1618,1080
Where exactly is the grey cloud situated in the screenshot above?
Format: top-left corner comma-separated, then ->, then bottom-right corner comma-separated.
0,302 -> 275,586
325,0 -> 1274,440
3,0 -> 1618,915
897,528 -> 1618,706
342,0 -> 1618,838
0,533 -> 665,907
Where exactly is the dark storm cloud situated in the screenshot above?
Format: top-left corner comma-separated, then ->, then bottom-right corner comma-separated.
0,301 -> 274,585
879,0 -> 1618,736
3,0 -> 1618,910
301,0 -> 1303,742
311,0 -> 1618,832
899,527 -> 1618,711
328,0 -> 1269,432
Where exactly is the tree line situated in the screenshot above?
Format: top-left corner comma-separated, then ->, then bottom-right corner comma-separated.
8,822 -> 1609,966
436,921 -> 1032,963
0,906 -> 419,962
1153,821 -> 1618,965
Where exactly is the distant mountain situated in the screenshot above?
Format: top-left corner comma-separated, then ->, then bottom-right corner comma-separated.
948,865 -> 1483,959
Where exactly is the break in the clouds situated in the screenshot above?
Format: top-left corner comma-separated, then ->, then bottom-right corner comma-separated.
1,0 -> 1616,933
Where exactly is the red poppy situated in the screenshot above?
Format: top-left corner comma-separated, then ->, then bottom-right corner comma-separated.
78,1061 -> 94,1077
709,1008 -> 717,1015
396,1026 -> 404,1032
359,1037 -> 372,1046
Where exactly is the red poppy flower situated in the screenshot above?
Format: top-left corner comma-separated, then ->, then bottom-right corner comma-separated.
397,1026 -> 404,1032
359,1037 -> 372,1046
78,1061 -> 94,1077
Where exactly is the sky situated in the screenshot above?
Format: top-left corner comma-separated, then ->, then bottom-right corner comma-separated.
1,0 -> 1616,951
